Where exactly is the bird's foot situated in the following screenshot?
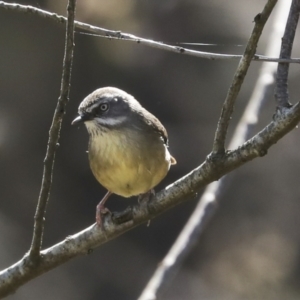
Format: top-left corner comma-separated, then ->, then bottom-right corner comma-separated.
95,191 -> 112,228
138,189 -> 155,204
96,205 -> 111,228
138,189 -> 155,227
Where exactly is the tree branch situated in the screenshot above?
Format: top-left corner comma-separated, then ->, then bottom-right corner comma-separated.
0,94 -> 300,298
275,0 -> 300,108
0,0 -> 299,298
138,1 -> 291,298
0,1 -> 299,64
28,0 -> 76,262
212,0 -> 278,155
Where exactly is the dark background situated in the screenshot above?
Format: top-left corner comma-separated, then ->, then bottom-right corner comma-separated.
1,0 -> 300,299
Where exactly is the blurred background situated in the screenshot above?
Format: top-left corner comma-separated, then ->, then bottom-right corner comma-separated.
0,0 -> 300,299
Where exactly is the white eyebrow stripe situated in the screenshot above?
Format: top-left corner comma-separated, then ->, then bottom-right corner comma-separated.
85,96 -> 120,113
88,102 -> 105,112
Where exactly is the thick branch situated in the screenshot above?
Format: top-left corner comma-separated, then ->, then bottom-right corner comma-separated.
275,0 -> 300,108
212,0 -> 277,154
29,0 -> 76,261
0,98 -> 300,298
0,1 -> 299,64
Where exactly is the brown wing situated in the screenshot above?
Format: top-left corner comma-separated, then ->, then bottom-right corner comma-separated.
139,108 -> 169,145
135,107 -> 177,165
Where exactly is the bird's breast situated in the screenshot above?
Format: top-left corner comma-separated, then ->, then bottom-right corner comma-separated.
88,127 -> 171,197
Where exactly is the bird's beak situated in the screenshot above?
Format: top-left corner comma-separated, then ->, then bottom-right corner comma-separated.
71,114 -> 91,125
71,115 -> 84,125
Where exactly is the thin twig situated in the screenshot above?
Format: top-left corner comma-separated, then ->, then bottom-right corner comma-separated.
28,0 -> 77,262
0,1 -> 299,64
212,0 -> 278,155
275,0 -> 300,108
138,0 -> 290,298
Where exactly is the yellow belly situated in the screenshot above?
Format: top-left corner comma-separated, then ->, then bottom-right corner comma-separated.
88,128 -> 171,197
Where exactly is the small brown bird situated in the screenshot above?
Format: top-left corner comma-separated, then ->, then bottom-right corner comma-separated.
72,87 -> 176,226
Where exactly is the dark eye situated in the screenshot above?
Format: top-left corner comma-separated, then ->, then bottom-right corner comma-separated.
99,103 -> 109,112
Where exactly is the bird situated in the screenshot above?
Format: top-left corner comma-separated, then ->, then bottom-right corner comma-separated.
72,87 -> 176,226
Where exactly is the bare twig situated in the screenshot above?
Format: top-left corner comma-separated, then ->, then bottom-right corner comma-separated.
275,0 -> 300,108
29,0 -> 76,262
0,1 -> 299,64
138,1 -> 290,298
212,0 -> 278,155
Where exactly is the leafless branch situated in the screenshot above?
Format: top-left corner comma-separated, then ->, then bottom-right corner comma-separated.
212,0 -> 278,154
0,1 -> 299,64
138,1 -> 290,298
0,0 -> 299,298
275,0 -> 300,108
0,95 -> 299,297
28,0 -> 76,262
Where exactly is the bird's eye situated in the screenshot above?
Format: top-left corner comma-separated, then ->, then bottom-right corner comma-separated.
99,103 -> 109,112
